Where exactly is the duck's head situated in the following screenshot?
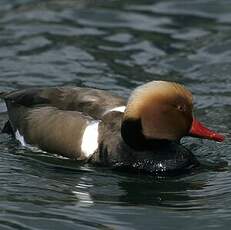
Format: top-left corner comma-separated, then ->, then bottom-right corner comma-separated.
121,81 -> 224,151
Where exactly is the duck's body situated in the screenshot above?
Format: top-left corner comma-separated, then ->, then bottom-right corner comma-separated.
3,87 -> 124,157
2,81 -> 224,175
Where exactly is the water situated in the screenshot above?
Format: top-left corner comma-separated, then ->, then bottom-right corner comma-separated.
0,0 -> 231,229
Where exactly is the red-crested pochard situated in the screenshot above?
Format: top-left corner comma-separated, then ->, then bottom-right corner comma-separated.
1,81 -> 224,175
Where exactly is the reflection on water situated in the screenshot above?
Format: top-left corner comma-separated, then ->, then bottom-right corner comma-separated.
0,0 -> 231,229
73,176 -> 94,207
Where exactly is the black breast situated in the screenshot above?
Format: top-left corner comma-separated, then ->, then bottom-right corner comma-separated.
89,112 -> 199,175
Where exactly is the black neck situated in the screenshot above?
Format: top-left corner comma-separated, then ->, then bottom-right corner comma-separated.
121,118 -> 170,151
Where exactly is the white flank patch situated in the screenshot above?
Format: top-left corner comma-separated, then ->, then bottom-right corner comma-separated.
15,130 -> 27,147
81,121 -> 99,158
103,106 -> 126,115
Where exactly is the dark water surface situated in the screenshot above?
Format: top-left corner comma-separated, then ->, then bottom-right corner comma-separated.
0,0 -> 231,229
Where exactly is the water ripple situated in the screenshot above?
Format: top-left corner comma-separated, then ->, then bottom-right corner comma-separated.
0,0 -> 231,229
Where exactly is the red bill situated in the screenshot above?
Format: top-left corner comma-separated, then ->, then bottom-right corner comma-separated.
189,118 -> 224,142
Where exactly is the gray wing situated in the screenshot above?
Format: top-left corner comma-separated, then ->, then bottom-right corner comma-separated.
4,86 -> 126,119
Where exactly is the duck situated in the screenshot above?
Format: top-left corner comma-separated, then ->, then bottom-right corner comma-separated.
1,81 -> 224,175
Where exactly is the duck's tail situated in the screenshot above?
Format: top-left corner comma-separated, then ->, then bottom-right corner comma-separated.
0,92 -> 7,99
0,92 -> 11,134
1,120 -> 13,135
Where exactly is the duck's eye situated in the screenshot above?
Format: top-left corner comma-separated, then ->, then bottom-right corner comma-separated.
177,105 -> 185,112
